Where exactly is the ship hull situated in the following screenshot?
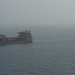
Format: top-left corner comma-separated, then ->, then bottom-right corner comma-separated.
0,41 -> 32,45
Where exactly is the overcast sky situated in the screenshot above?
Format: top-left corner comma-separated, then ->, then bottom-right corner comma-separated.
0,0 -> 75,26
0,0 -> 75,39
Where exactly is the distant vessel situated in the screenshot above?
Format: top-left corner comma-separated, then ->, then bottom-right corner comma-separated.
0,30 -> 32,45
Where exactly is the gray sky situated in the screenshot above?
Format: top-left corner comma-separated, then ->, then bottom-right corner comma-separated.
0,0 -> 75,39
0,0 -> 75,26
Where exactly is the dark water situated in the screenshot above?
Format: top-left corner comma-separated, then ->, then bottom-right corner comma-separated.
0,39 -> 75,75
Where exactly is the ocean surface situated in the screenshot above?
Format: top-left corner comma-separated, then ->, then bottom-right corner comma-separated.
0,39 -> 75,75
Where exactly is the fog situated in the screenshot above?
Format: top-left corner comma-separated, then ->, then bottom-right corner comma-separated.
0,25 -> 75,39
0,0 -> 75,39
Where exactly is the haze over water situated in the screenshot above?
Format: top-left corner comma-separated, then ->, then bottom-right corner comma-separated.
0,0 -> 75,39
0,0 -> 75,75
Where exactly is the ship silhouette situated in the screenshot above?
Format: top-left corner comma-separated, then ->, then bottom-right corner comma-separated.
0,30 -> 32,45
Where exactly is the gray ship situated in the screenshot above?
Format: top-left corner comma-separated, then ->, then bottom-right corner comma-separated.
0,30 -> 32,45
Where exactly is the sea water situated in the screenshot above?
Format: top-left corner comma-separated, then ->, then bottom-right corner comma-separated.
0,39 -> 75,75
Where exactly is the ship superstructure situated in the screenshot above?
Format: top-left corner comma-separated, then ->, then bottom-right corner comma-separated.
0,30 -> 32,45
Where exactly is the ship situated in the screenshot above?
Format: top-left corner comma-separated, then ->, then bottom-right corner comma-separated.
0,30 -> 32,45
